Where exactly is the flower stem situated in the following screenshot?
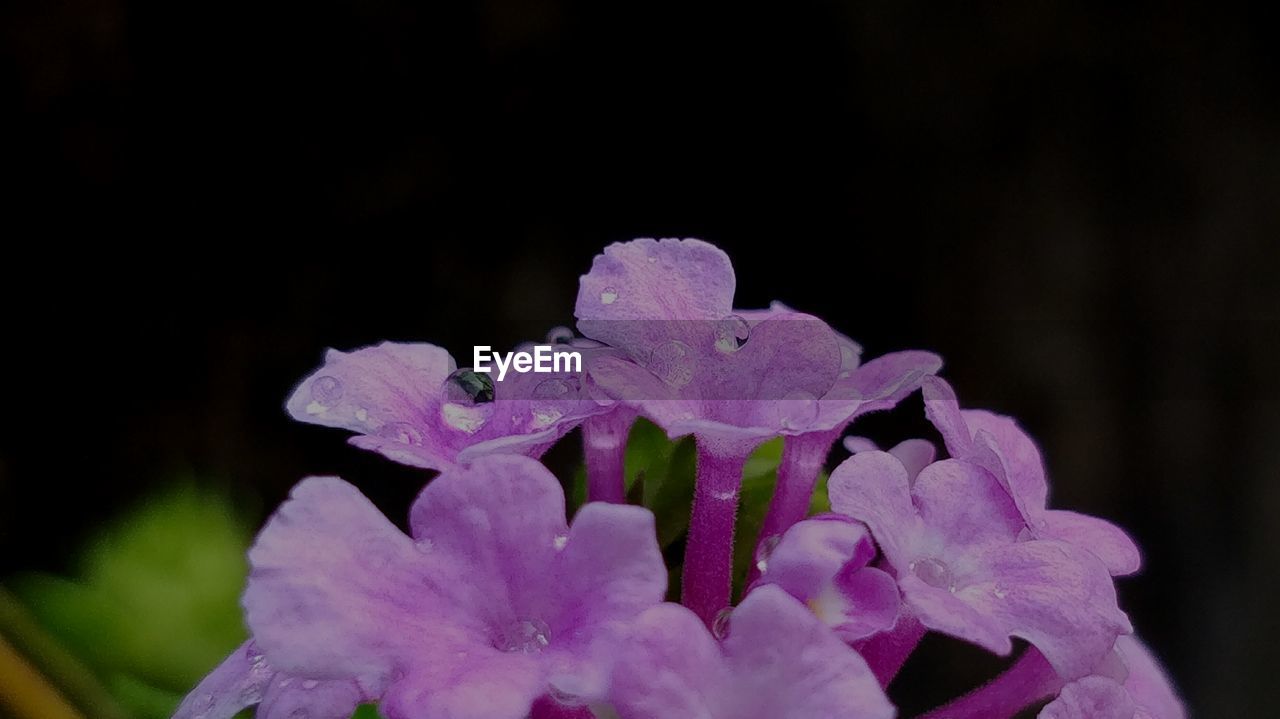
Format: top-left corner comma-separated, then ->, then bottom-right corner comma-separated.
529,697 -> 596,719
915,648 -> 1062,719
748,430 -> 835,583
856,614 -> 926,687
581,410 -> 635,504
682,435 -> 757,627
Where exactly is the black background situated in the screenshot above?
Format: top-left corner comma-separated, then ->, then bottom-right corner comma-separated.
3,1 -> 1278,716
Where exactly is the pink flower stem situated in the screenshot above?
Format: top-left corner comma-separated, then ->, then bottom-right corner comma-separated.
914,648 -> 1062,719
682,434 -> 758,627
529,697 -> 595,719
747,429 -> 836,584
856,614 -> 927,687
581,410 -> 635,504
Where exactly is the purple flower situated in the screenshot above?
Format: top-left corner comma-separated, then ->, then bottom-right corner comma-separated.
574,237 -> 938,624
844,436 -> 937,485
604,585 -> 895,719
286,341 -> 605,471
921,376 -> 1141,575
750,515 -> 900,642
173,641 -> 367,719
228,454 -> 667,719
828,450 -> 1132,680
1039,636 -> 1186,719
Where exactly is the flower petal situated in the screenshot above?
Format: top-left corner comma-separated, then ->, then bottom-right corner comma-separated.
172,642 -> 273,719
243,478 -> 466,681
408,455 -> 569,623
922,376 -> 973,456
718,585 -> 895,719
756,516 -> 876,601
963,408 -> 1049,519
1115,636 -> 1186,719
379,651 -> 544,719
286,343 -> 457,469
1041,510 -> 1142,576
1039,677 -> 1136,719
964,540 -> 1133,680
575,238 -> 736,358
257,674 -> 364,719
552,502 -> 668,635
828,451 -> 918,568
911,459 -> 1023,549
607,603 -> 722,719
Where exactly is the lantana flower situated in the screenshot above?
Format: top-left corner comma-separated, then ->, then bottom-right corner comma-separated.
207,454 -> 666,719
287,341 -> 606,471
828,450 -> 1132,681
576,237 -> 939,623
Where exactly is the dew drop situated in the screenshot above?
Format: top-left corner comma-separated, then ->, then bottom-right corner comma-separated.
755,534 -> 781,574
378,421 -> 423,445
546,326 -> 575,345
310,375 -> 343,404
497,619 -> 551,653
532,377 -> 579,401
714,315 -> 751,353
777,390 -> 819,430
600,287 -> 619,305
646,340 -> 695,388
910,557 -> 955,591
553,534 -> 568,550
301,679 -> 319,690
443,368 -> 495,405
711,608 -> 733,640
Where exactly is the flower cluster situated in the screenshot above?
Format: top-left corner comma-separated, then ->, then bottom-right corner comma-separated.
176,238 -> 1184,719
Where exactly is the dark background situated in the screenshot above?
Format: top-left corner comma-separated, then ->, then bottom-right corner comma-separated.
3,1 -> 1278,716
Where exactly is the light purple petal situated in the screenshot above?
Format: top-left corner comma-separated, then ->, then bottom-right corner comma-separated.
552,502 -> 668,636
172,642 -> 274,719
287,343 -> 457,469
244,477 -> 458,681
826,565 -> 901,641
963,540 -> 1133,680
1116,636 -> 1186,719
717,585 -> 896,719
815,351 -> 943,430
257,675 -> 364,719
922,376 -> 973,456
843,437 -> 936,485
379,652 -> 544,719
901,574 -> 1013,656
575,238 -> 736,357
408,455 -> 569,626
607,603 -> 722,719
911,459 -> 1023,549
756,516 -> 876,601
1039,677 -> 1137,719
963,408 -> 1049,520
828,451 -> 918,568
1041,510 -> 1142,576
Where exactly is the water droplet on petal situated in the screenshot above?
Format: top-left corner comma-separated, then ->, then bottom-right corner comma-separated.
497,619 -> 552,653
378,421 -> 423,445
910,557 -> 955,591
301,679 -> 319,690
777,390 -> 819,430
600,287 -> 619,305
755,534 -> 781,574
646,340 -> 695,388
711,608 -> 733,640
532,377 -> 579,401
546,326 -> 575,345
714,315 -> 751,353
310,375 -> 343,404
553,534 -> 568,550
443,368 -> 495,405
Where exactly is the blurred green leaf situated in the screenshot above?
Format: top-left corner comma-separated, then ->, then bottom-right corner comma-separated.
8,482 -> 252,716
